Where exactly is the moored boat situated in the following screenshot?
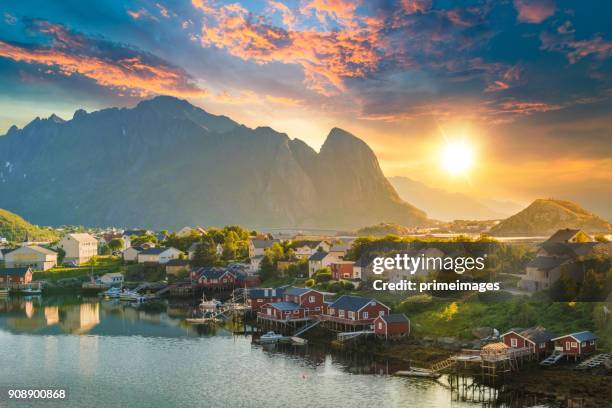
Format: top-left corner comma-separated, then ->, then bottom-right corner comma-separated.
259,331 -> 284,343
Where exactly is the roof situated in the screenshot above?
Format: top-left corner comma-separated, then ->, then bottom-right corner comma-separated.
139,247 -> 177,255
268,301 -> 299,311
0,267 -> 31,276
248,287 -> 286,298
10,245 -> 56,256
284,287 -> 312,296
0,248 -> 14,256
545,229 -> 583,244
506,326 -> 556,344
64,233 -> 97,243
552,331 -> 597,342
482,342 -> 509,352
527,256 -> 567,270
165,259 -> 189,266
196,267 -> 234,279
124,246 -> 144,253
379,313 -> 409,323
308,251 -> 329,261
330,295 -> 386,312
102,272 -> 123,278
250,239 -> 278,249
123,229 -> 148,237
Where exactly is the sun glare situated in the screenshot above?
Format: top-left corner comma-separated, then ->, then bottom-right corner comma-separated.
440,140 -> 475,176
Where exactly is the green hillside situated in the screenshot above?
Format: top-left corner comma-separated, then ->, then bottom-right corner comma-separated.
0,208 -> 58,242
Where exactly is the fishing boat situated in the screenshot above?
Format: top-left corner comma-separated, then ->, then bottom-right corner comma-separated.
394,368 -> 441,379
199,296 -> 221,311
259,331 -> 284,344
103,287 -> 122,299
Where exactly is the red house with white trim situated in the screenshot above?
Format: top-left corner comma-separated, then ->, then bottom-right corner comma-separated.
501,326 -> 556,357
194,267 -> 236,288
551,331 -> 597,359
374,314 -> 410,339
257,287 -> 325,322
321,295 -> 390,327
247,287 -> 286,312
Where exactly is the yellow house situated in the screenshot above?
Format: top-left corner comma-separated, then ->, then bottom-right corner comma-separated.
59,233 -> 98,265
5,245 -> 57,271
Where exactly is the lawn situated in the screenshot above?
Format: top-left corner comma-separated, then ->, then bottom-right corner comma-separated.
35,256 -> 123,281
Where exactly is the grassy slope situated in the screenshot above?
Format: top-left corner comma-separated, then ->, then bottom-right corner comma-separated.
0,208 -> 58,242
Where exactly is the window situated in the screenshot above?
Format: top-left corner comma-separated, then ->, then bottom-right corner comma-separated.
581,342 -> 586,347
363,312 -> 369,319
378,322 -> 383,329
267,308 -> 272,315
348,311 -> 355,320
328,308 -> 334,315
590,340 -> 595,345
309,296 -> 315,303
539,343 -> 546,349
314,307 -> 320,311
339,310 -> 345,318
571,342 -> 577,348
378,310 -> 385,316
511,338 -> 517,348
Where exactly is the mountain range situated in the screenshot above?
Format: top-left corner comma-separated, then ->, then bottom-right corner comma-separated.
489,199 -> 611,236
388,176 -> 524,221
0,96 -> 427,230
0,208 -> 58,242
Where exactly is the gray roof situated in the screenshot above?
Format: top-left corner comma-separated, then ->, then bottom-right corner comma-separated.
330,295 -> 385,312
285,287 -> 312,296
545,229 -> 583,244
195,267 -> 233,279
248,287 -> 286,298
553,331 -> 597,342
140,247 -> 172,255
250,239 -> 278,249
380,313 -> 409,323
269,301 -> 299,311
308,251 -> 329,261
527,256 -> 567,270
518,326 -> 556,344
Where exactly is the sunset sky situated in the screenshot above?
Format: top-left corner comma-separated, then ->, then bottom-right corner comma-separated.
0,0 -> 610,217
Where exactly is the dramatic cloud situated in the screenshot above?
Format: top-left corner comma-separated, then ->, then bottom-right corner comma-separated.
0,19 -> 205,97
513,0 -> 555,23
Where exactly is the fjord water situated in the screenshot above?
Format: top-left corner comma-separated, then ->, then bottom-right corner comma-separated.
0,297 -> 541,408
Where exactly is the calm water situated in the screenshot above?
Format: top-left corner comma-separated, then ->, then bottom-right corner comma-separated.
0,297 -> 555,408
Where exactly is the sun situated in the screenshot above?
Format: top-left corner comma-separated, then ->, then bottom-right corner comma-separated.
440,140 -> 475,176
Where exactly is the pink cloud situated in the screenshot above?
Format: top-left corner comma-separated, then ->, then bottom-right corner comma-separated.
514,0 -> 555,23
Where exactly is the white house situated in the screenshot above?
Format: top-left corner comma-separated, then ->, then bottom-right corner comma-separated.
58,233 -> 98,265
248,239 -> 279,258
100,272 -> 124,286
308,251 -> 339,277
122,247 -> 142,262
4,245 -> 57,271
293,241 -> 331,259
137,247 -> 183,264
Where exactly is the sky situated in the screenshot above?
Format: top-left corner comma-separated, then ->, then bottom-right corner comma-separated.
0,0 -> 610,217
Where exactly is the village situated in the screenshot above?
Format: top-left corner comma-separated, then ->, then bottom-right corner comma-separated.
1,224 -> 610,390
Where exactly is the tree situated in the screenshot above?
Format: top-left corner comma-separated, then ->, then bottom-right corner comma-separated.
259,255 -> 278,282
192,236 -> 218,267
108,238 -> 124,253
549,269 -> 578,301
578,269 -> 605,301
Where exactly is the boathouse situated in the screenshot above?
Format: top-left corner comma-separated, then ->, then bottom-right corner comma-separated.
195,267 -> 237,289
374,313 -> 410,339
282,287 -> 325,315
320,295 -> 390,330
247,287 -> 286,312
501,326 -> 556,357
551,331 -> 597,359
0,267 -> 33,284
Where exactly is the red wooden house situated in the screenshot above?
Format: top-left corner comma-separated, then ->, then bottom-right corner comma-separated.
247,287 -> 286,312
330,261 -> 355,280
374,314 -> 410,339
501,326 -> 556,357
0,267 -> 33,284
195,267 -> 236,289
551,331 -> 597,360
321,295 -> 390,328
257,287 -> 325,322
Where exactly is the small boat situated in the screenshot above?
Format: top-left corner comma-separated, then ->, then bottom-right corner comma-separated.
259,331 -> 284,343
394,368 -> 441,379
290,336 -> 308,346
103,287 -> 122,298
185,316 -> 221,324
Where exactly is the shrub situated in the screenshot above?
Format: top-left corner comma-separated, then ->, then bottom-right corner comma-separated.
305,279 -> 315,287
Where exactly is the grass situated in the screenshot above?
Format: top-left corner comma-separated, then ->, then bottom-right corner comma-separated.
260,276 -> 304,288
35,256 -> 123,281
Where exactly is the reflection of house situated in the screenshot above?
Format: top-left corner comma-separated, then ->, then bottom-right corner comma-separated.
501,326 -> 556,358
4,246 -> 57,271
519,229 -> 612,292
0,267 -> 33,284
137,247 -> 182,264
59,303 -> 100,334
45,306 -> 60,326
59,233 -> 98,265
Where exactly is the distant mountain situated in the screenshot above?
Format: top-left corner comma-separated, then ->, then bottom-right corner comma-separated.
388,176 -> 523,221
489,199 -> 611,236
0,96 -> 427,230
0,208 -> 57,242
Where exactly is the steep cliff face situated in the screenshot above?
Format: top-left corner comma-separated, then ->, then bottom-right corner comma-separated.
489,199 -> 611,236
0,96 -> 428,229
